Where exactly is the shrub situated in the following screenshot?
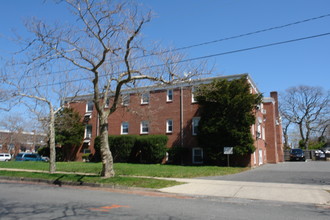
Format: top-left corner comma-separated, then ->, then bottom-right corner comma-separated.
167,145 -> 189,165
37,146 -> 64,161
91,136 -> 101,162
132,135 -> 168,164
82,153 -> 91,162
93,135 -> 168,164
109,135 -> 137,162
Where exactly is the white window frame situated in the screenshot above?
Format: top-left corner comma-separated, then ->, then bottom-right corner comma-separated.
191,86 -> 197,103
192,148 -> 203,164
192,117 -> 200,135
85,125 -> 92,139
257,123 -> 261,139
167,89 -> 173,102
86,101 -> 93,112
140,121 -> 149,134
262,127 -> 265,140
166,119 -> 173,133
121,122 -> 129,135
141,92 -> 150,104
121,94 -> 130,106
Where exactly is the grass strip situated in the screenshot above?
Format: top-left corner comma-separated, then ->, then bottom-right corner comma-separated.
0,162 -> 248,178
0,170 -> 181,189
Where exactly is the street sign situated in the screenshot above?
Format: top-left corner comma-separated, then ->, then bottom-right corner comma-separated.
224,147 -> 233,155
224,147 -> 233,167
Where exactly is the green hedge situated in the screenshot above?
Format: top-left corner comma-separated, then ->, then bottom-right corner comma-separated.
93,135 -> 168,164
109,135 -> 137,162
167,145 -> 189,165
132,135 -> 168,164
37,146 -> 64,161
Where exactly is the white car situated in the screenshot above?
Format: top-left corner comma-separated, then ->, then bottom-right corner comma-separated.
0,153 -> 12,162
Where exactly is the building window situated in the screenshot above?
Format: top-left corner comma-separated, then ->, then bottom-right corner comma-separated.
85,125 -> 92,139
141,92 -> 149,104
122,94 -> 130,106
191,86 -> 198,103
166,119 -> 173,133
262,127 -> 265,140
83,149 -> 91,154
167,89 -> 173,102
86,101 -> 93,112
141,121 -> 149,134
192,148 -> 203,164
121,122 -> 129,134
192,117 -> 200,135
257,123 -> 261,139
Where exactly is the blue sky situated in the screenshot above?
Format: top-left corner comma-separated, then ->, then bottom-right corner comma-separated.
0,0 -> 329,97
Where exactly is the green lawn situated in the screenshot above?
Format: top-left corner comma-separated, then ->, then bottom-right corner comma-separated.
0,162 -> 249,188
0,161 -> 248,178
0,170 -> 178,189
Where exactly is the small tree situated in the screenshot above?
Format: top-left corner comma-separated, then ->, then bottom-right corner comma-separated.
196,77 -> 262,164
55,108 -> 85,161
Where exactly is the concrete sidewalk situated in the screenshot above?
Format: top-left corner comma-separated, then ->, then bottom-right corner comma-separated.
1,168 -> 330,205
158,178 -> 330,205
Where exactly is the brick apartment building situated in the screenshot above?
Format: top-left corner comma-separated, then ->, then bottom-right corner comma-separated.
65,73 -> 284,166
0,130 -> 47,155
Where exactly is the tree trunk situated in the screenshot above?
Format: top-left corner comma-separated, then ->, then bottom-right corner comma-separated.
283,123 -> 290,149
305,123 -> 311,151
49,106 -> 56,173
99,114 -> 115,177
298,122 -> 307,149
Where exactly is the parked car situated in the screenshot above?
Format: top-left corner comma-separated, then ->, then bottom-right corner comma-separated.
321,144 -> 330,158
0,153 -> 12,162
15,153 -> 46,162
289,149 -> 305,161
41,156 -> 50,162
314,150 -> 326,160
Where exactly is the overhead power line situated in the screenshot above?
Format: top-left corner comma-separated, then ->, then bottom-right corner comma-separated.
172,32 -> 330,64
2,13 -> 330,81
167,13 -> 330,53
24,31 -> 330,89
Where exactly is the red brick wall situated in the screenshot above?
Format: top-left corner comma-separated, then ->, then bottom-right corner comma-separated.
263,92 -> 284,163
271,92 -> 284,162
264,100 -> 278,163
69,86 -> 200,161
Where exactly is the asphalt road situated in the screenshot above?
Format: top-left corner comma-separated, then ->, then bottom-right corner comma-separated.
0,181 -> 329,220
199,161 -> 330,185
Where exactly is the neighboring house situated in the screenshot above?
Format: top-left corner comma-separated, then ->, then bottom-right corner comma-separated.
64,73 -> 284,166
0,130 -> 47,155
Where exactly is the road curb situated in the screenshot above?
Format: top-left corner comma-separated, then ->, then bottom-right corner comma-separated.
0,175 -> 156,192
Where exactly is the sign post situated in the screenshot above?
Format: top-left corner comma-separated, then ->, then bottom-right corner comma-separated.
223,147 -> 233,167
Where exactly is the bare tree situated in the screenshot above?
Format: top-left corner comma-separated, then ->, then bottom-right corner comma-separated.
0,44 -> 84,172
280,115 -> 291,149
280,86 -> 330,150
1,73 -> 82,172
15,0 -> 208,178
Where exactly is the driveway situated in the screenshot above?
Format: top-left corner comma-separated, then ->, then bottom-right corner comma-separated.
198,161 -> 330,185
